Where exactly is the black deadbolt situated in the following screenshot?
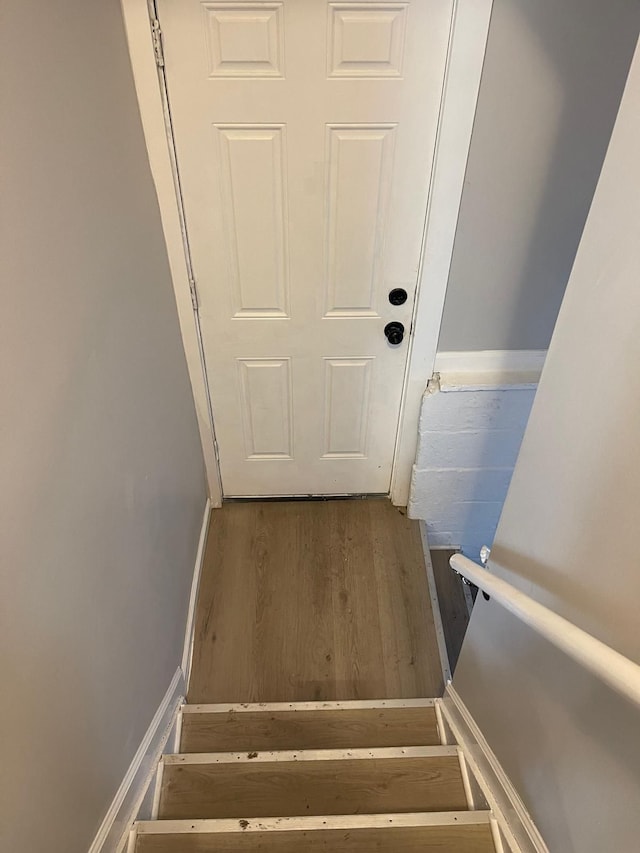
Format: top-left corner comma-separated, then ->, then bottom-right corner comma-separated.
384,321 -> 405,345
389,288 -> 408,306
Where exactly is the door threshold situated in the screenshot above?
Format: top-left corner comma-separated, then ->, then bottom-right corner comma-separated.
223,493 -> 389,503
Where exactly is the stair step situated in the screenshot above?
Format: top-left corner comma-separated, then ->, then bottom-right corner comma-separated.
134,813 -> 495,852
157,747 -> 468,820
180,700 -> 440,752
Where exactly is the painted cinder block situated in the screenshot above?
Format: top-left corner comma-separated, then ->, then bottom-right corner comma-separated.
415,428 -> 525,469
409,383 -> 537,557
411,467 -> 514,505
419,387 -> 536,433
419,498 -> 505,532
426,530 -> 491,561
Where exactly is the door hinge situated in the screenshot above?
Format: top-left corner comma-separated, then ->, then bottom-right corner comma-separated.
189,277 -> 199,310
151,18 -> 164,68
213,438 -> 220,462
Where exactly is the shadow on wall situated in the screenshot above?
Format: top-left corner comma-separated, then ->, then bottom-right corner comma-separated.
412,0 -> 640,560
451,26 -> 640,850
456,599 -> 640,852
439,0 -> 640,352
488,328 -> 640,664
457,396 -> 640,847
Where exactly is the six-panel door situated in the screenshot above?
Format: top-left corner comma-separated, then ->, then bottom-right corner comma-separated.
158,0 -> 452,495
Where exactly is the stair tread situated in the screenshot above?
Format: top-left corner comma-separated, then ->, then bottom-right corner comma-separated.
180,704 -> 441,752
166,745 -> 457,763
135,812 -> 494,852
158,751 -> 468,820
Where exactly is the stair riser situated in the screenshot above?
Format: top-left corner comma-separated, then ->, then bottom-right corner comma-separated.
136,824 -> 495,852
180,707 -> 441,752
158,756 -> 467,820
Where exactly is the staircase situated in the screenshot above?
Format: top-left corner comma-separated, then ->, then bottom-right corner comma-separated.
129,699 -> 499,852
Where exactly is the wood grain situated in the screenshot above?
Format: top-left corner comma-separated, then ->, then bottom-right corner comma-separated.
180,706 -> 440,752
158,756 -> 467,820
188,500 -> 443,703
136,823 -> 495,852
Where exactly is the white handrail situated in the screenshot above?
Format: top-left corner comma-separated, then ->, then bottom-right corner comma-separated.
450,553 -> 640,709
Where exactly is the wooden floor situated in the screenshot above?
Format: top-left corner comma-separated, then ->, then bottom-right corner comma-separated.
188,500 -> 444,703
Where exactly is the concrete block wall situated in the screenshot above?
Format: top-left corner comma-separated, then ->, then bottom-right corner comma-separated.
407,379 -> 537,558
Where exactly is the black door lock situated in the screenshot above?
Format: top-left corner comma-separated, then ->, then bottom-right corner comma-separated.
384,321 -> 405,345
388,288 -> 408,305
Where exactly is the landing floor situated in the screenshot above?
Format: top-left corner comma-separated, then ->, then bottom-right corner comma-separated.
188,499 -> 444,703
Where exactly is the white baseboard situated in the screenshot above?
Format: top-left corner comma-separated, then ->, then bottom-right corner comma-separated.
88,667 -> 185,853
434,350 -> 546,389
181,498 -> 212,688
89,500 -> 210,853
418,522 -> 451,684
438,684 -> 548,853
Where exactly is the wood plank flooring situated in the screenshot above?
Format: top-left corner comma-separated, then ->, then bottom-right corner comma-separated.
188,500 -> 443,703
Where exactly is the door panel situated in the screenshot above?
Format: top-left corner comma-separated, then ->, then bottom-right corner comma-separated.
216,125 -> 290,317
323,357 -> 373,457
325,125 -> 396,316
238,358 -> 293,458
158,0 -> 452,495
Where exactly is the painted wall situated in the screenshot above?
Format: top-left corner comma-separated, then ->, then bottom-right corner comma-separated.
438,0 -> 640,351
0,3 -> 207,852
408,379 -> 535,558
454,38 -> 640,852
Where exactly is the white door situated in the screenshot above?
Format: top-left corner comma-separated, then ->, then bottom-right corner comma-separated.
158,0 -> 452,496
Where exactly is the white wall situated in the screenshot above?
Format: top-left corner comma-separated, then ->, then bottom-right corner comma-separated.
408,377 -> 536,557
454,37 -> 640,852
0,3 -> 207,852
438,0 -> 640,352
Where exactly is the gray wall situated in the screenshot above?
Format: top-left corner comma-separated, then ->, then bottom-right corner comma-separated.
454,38 -> 640,852
438,0 -> 640,352
0,3 -> 207,852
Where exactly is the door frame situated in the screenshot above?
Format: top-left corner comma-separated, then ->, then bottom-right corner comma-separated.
121,0 -> 493,507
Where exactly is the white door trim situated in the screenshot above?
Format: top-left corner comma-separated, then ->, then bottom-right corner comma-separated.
120,0 -> 493,507
390,0 -> 493,505
120,0 -> 222,506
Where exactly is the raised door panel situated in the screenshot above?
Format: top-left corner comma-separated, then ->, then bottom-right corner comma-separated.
322,358 -> 374,458
215,125 -> 289,317
324,125 -> 397,317
328,2 -> 408,78
238,358 -> 293,459
203,2 -> 285,77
